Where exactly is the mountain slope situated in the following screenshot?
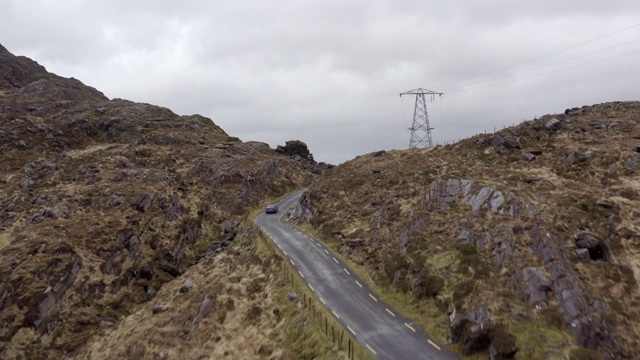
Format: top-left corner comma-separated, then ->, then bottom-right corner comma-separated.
290,102 -> 640,359
0,44 -> 319,358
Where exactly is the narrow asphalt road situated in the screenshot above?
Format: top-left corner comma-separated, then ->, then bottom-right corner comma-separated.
256,190 -> 459,360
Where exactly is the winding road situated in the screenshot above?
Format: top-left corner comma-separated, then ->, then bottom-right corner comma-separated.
255,190 -> 459,360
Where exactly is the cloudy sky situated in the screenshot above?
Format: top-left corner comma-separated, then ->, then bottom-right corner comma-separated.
2,1 -> 639,164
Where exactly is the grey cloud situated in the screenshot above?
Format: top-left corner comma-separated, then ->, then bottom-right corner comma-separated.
2,0 -> 639,164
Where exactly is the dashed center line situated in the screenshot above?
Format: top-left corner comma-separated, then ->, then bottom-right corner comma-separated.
319,297 -> 326,305
428,339 -> 441,351
347,325 -> 356,335
385,308 -> 396,317
369,293 -> 378,302
333,257 -> 339,264
277,244 -> 282,249
355,280 -> 363,288
316,242 -> 321,247
332,310 -> 340,319
290,259 -> 295,266
343,268 -> 350,275
404,322 -> 416,332
298,270 -> 304,278
365,343 -> 377,356
308,283 -> 314,291
324,249 -> 329,254
283,251 -> 288,256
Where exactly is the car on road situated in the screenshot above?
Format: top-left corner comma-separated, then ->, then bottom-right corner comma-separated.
265,205 -> 278,214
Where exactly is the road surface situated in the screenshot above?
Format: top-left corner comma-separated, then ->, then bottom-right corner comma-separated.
255,190 -> 459,360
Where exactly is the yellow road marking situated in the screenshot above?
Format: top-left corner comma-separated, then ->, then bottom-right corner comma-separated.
308,283 -> 314,291
347,325 -> 356,335
332,310 -> 340,319
324,249 -> 329,254
385,308 -> 396,317
320,297 -> 326,305
333,257 -> 339,264
343,268 -> 350,275
298,270 -> 304,278
428,339 -> 441,350
283,251 -> 288,256
355,280 -> 363,288
365,343 -> 377,355
404,322 -> 416,332
290,259 -> 295,266
369,293 -> 378,302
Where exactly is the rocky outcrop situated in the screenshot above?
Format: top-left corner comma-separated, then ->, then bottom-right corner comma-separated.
530,229 -> 616,350
522,267 -> 552,308
422,178 -> 517,215
449,307 -> 493,355
275,140 -> 315,161
25,255 -> 82,328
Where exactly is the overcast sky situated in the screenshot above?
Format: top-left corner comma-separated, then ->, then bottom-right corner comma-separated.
2,1 -> 639,164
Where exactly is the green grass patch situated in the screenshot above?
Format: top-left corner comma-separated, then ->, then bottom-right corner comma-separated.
510,315 -> 572,359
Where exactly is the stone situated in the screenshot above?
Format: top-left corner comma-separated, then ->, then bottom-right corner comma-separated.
20,177 -> 35,189
565,150 -> 582,164
522,267 -> 551,308
565,107 -> 585,116
503,138 -> 520,150
545,117 -> 563,131
449,306 -> 493,356
524,176 -> 541,184
275,140 -> 314,161
44,208 -> 64,219
490,191 -> 505,213
576,248 -> 590,262
524,153 -> 536,161
18,140 -> 27,148
136,193 -> 153,213
95,106 -> 108,114
529,149 -> 543,155
25,256 -> 82,327
107,194 -> 124,208
468,186 -> 493,212
152,305 -> 169,314
575,231 -> 600,249
287,291 -> 297,301
180,278 -> 193,293
371,150 -> 386,157
596,199 -> 614,208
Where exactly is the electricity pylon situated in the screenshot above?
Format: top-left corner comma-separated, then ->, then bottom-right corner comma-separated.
400,88 -> 443,148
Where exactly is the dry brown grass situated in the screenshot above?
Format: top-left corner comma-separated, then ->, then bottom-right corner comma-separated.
295,101 -> 640,358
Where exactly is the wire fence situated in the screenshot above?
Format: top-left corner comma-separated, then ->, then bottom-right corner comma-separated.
251,222 -> 371,360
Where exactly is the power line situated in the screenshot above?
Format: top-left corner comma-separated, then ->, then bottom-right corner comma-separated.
446,48 -> 640,94
440,38 -> 640,92
432,22 -> 640,89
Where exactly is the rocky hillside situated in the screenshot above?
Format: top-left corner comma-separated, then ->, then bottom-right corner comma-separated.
290,102 -> 640,359
0,44 -> 320,359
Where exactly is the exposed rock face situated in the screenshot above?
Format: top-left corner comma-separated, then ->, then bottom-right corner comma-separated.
275,140 -> 315,161
295,101 -> 640,358
449,307 -> 492,355
530,229 -> 615,350
545,117 -> 563,131
522,267 -> 551,308
0,44 -> 318,358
